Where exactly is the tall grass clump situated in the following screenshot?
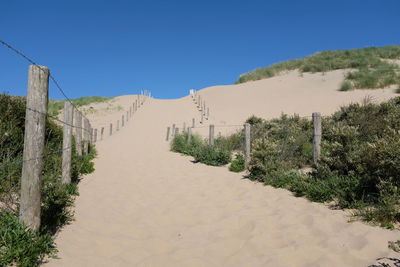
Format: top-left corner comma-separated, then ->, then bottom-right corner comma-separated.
247,97 -> 400,227
0,94 -> 96,266
236,45 -> 400,91
170,131 -> 241,167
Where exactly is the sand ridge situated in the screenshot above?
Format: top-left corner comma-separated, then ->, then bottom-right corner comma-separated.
45,71 -> 400,266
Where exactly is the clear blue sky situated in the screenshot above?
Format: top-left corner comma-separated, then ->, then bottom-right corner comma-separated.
1,0 -> 399,100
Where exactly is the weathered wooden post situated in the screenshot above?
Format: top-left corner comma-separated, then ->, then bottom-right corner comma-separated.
83,118 -> 89,154
122,115 -> 125,127
101,127 -> 104,140
312,112 -> 322,166
203,102 -> 206,115
130,107 -> 132,117
188,127 -> 192,143
172,124 -> 176,138
166,127 -> 171,141
94,128 -> 98,143
109,123 -> 113,136
209,124 -> 215,145
62,101 -> 73,184
126,111 -> 129,121
244,123 -> 251,166
20,65 -> 49,231
90,127 -> 93,144
192,118 -> 195,128
75,111 -> 82,156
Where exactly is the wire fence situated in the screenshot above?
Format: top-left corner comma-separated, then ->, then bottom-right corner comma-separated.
0,39 -> 152,229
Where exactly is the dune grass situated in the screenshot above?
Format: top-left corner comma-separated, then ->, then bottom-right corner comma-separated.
48,96 -> 113,116
236,45 -> 400,91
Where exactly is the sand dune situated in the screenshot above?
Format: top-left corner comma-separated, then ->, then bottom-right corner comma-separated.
45,71 -> 400,266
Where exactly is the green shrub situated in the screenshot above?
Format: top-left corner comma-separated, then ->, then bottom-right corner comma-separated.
193,144 -> 231,166
229,153 -> 245,172
0,212 -> 57,267
0,94 -> 96,264
48,96 -> 113,116
246,97 -> 400,226
339,81 -> 353,91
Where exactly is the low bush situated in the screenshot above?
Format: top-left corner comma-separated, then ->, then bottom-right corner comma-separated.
247,97 -> 400,226
0,94 -> 96,265
229,153 -> 246,172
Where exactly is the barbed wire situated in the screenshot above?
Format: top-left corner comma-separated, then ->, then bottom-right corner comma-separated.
0,146 -> 74,170
0,40 -> 90,122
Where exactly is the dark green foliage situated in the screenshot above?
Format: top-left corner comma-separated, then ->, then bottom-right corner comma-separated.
48,96 -> 113,116
0,94 -> 96,266
236,45 -> 400,91
229,153 -> 246,172
170,132 -> 233,166
0,212 -> 57,267
339,81 -> 353,91
192,144 -> 231,166
247,97 -> 400,226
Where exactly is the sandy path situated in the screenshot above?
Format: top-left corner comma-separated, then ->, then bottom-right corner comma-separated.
44,95 -> 400,267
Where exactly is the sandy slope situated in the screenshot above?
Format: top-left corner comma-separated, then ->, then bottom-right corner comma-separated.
45,72 -> 400,267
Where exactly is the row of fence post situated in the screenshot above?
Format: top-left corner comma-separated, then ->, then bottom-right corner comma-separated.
20,65 -> 96,231
190,90 -> 209,124
166,112 -> 322,169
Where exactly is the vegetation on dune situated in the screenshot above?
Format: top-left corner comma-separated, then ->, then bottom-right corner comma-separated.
0,94 -> 96,266
247,97 -> 400,228
171,97 -> 400,228
48,95 -> 113,116
236,45 -> 400,91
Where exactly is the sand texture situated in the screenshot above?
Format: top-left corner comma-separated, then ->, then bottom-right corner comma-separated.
45,71 -> 400,266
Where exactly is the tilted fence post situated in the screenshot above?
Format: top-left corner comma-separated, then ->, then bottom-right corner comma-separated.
109,123 -> 113,136
75,111 -> 82,156
244,123 -> 251,167
209,124 -> 215,145
83,118 -> 89,154
20,65 -> 49,231
166,127 -> 170,141
172,124 -> 176,138
101,127 -> 104,140
62,101 -> 73,184
312,112 -> 322,166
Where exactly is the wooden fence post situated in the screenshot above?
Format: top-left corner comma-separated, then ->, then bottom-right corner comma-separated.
126,111 -> 129,121
192,118 -> 195,128
166,127 -> 170,141
209,124 -> 215,145
75,111 -> 82,156
110,123 -> 113,136
183,122 -> 186,132
122,115 -> 125,127
83,118 -> 89,154
312,112 -> 322,166
244,123 -> 251,166
188,127 -> 192,143
20,65 -> 49,231
101,127 -> 104,140
62,101 -> 73,184
172,124 -> 176,138
175,127 -> 179,135
117,120 -> 120,131
207,107 -> 209,119
94,128 -> 97,143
